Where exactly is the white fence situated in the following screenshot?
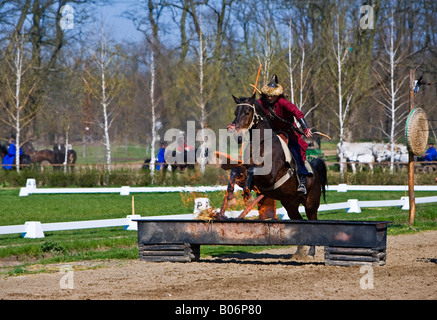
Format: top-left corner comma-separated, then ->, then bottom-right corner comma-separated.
19,179 -> 230,197
18,179 -> 437,197
2,180 -> 436,239
3,194 -> 437,239
0,215 -> 140,239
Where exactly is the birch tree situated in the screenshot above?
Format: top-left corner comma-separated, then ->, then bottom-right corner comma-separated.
82,26 -> 121,172
330,14 -> 358,178
0,34 -> 39,172
373,4 -> 409,173
288,18 -> 296,104
197,10 -> 208,173
179,1 -> 228,172
287,14 -> 326,123
148,47 -> 158,180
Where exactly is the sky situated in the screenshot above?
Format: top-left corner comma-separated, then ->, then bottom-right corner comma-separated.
97,1 -> 144,43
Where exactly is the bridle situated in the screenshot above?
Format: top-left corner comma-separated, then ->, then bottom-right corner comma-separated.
237,103 -> 264,131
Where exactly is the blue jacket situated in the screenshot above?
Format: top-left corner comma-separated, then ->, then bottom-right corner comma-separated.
155,147 -> 166,170
424,146 -> 437,161
2,141 -> 23,170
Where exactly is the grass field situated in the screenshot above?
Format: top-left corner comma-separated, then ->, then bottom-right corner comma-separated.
0,188 -> 436,275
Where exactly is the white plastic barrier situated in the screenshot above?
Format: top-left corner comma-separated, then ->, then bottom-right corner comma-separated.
19,179 -> 437,197
19,180 -> 240,197
0,215 -> 142,239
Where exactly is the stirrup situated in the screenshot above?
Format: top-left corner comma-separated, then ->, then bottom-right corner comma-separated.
297,175 -> 307,194
297,183 -> 307,195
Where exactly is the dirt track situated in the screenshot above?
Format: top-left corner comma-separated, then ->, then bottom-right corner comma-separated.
0,231 -> 436,300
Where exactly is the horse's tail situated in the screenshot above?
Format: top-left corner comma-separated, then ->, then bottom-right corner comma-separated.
310,157 -> 328,203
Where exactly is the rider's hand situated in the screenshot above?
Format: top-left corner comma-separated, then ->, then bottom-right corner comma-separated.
304,128 -> 313,139
227,123 -> 236,132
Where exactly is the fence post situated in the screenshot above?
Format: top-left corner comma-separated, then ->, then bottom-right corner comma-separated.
22,222 -> 45,239
346,199 -> 361,213
401,197 -> 410,210
338,184 -> 348,192
124,215 -> 141,231
120,186 -> 130,196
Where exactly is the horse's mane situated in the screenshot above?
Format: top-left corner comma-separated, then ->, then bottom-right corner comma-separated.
253,99 -> 273,128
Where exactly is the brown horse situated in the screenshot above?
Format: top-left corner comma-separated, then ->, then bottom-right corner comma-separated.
221,94 -> 328,256
22,142 -> 56,166
30,150 -> 56,164
22,142 -> 76,171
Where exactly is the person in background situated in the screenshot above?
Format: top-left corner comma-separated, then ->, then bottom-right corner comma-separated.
2,134 -> 23,170
156,142 -> 166,171
424,143 -> 437,162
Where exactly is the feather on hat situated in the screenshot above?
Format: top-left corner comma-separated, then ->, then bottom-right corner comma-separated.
261,74 -> 283,96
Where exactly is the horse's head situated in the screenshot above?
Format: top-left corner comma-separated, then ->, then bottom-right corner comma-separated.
231,93 -> 263,136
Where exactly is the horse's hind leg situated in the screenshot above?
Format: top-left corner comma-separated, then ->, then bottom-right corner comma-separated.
281,201 -> 312,258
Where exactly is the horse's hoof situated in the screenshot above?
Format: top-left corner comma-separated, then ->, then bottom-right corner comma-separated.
292,245 -> 314,261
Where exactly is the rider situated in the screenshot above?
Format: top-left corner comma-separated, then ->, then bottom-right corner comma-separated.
155,142 -> 167,171
2,134 -> 23,170
257,75 -> 313,194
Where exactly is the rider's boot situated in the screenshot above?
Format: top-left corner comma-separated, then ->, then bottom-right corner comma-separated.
297,175 -> 307,195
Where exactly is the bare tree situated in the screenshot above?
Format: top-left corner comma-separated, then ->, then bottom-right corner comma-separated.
0,33 -> 39,172
329,13 -> 358,178
373,3 -> 409,173
148,46 -> 158,179
82,26 -> 122,172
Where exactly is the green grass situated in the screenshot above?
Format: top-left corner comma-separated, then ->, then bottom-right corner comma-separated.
0,189 -> 436,275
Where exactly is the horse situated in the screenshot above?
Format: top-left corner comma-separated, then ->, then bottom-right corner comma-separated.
21,142 -> 77,171
22,142 -> 56,169
221,94 -> 328,257
53,144 -> 77,172
0,143 -> 31,170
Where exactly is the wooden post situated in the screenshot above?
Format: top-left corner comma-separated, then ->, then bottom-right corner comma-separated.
408,69 -> 416,226
132,196 -> 135,216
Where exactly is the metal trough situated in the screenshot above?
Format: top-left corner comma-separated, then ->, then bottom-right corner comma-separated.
135,219 -> 390,266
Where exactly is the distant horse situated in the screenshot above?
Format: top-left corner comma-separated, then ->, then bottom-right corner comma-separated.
22,142 -> 56,168
0,143 -> 31,170
22,142 -> 77,171
53,148 -> 77,171
221,94 -> 328,257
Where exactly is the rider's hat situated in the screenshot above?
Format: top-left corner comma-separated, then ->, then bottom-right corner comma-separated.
261,74 -> 283,96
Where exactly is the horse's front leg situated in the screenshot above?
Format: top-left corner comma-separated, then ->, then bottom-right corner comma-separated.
242,166 -> 256,204
220,166 -> 247,218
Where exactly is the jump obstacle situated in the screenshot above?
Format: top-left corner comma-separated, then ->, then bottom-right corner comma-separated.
135,219 -> 390,267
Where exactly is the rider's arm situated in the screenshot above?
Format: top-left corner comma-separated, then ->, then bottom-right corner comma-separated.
280,98 -> 313,138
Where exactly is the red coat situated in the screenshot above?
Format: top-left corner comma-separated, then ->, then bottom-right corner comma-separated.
258,97 -> 308,160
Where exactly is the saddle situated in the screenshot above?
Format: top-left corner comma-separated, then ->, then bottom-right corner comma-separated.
277,133 -> 293,168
